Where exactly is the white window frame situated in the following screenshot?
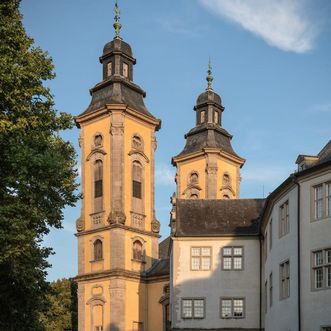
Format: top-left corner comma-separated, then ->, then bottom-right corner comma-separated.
190,247 -> 212,271
222,246 -> 244,271
312,247 -> 331,291
312,182 -> 331,221
279,200 -> 289,238
181,298 -> 205,319
280,260 -> 290,299
220,297 -> 245,319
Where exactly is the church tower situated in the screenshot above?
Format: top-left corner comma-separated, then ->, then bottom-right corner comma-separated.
75,3 -> 162,330
172,62 -> 245,200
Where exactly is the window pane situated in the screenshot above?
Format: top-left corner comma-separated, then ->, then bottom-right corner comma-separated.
191,248 -> 200,256
201,247 -> 211,256
233,299 -> 244,317
315,185 -> 323,219
223,257 -> 232,270
315,251 -> 323,266
191,257 -> 200,270
315,268 -> 323,289
133,180 -> 142,199
221,299 -> 232,318
233,257 -> 242,270
327,184 -> 331,216
233,247 -> 242,256
193,300 -> 204,318
326,250 -> 331,264
95,179 -> 103,198
182,300 -> 192,318
201,257 -> 211,270
223,247 -> 232,256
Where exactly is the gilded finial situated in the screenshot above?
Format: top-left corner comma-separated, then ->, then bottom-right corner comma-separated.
113,0 -> 122,39
206,58 -> 213,90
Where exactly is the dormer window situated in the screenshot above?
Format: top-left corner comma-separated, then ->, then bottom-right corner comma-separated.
200,111 -> 205,124
123,63 -> 129,78
107,62 -> 112,77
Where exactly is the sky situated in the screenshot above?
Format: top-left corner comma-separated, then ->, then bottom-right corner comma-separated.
20,0 -> 331,281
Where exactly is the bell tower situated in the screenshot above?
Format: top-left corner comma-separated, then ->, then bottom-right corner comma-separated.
75,2 -> 161,330
172,62 -> 245,200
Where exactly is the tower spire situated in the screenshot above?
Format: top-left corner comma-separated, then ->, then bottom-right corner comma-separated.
113,0 -> 122,39
206,58 -> 214,90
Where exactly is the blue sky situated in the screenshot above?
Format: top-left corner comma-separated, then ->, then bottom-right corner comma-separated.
21,0 -> 331,281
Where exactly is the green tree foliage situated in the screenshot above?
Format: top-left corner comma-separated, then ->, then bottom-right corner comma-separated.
0,1 -> 79,329
39,278 -> 78,331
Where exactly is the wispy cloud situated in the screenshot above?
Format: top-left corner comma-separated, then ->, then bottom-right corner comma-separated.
155,163 -> 175,186
311,102 -> 331,113
157,17 -> 206,38
199,0 -> 318,53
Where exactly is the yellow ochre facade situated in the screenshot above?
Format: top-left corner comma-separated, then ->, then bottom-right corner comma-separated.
74,16 -> 169,330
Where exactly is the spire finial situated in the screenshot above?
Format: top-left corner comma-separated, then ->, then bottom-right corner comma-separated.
206,57 -> 213,90
113,0 -> 122,39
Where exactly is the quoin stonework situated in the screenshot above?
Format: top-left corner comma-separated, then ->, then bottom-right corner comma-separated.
74,4 -> 331,331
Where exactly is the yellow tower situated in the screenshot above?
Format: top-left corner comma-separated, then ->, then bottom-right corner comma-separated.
74,3 -> 164,330
172,62 -> 245,200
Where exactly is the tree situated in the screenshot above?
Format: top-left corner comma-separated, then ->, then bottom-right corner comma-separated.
39,278 -> 78,331
0,1 -> 79,329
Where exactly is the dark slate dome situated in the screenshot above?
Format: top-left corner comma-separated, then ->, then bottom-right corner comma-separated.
196,89 -> 222,106
103,37 -> 133,58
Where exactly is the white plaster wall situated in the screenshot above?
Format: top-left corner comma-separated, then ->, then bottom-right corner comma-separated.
299,169 -> 331,330
263,186 -> 299,331
171,237 -> 260,330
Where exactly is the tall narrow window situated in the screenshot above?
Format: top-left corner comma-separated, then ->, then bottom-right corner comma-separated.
123,63 -> 129,78
93,239 -> 103,261
269,219 -> 272,250
280,260 -> 290,299
214,111 -> 219,124
200,111 -> 205,123
279,201 -> 289,237
107,62 -> 112,77
133,240 -> 143,261
94,160 -> 103,212
314,185 -> 323,219
326,183 -> 331,217
132,162 -> 142,199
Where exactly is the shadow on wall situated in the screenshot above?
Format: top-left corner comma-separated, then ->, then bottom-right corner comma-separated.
171,231 -> 261,331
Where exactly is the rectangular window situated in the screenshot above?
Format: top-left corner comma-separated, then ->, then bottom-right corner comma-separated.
107,62 -> 112,77
314,185 -> 323,219
312,248 -> 331,290
123,63 -> 129,78
191,247 -> 211,270
181,299 -> 205,319
222,247 -> 243,270
133,180 -> 142,199
279,201 -> 289,237
94,179 -> 103,198
200,111 -> 205,123
269,273 -> 273,307
280,260 -> 290,299
220,298 -> 244,319
327,183 -> 331,217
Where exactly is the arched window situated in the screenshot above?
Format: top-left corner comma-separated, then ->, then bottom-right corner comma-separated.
133,240 -> 143,261
189,172 -> 199,185
223,194 -> 230,199
94,239 -> 103,261
132,161 -> 142,199
94,134 -> 103,147
94,160 -> 103,212
200,111 -> 205,123
132,135 -> 143,150
223,173 -> 231,187
214,111 -> 219,124
190,193 -> 199,199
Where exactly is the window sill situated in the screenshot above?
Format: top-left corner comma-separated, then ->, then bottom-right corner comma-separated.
90,259 -> 104,263
310,216 -> 331,223
311,286 -> 331,292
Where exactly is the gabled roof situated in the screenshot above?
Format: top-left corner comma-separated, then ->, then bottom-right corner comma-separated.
174,199 -> 265,237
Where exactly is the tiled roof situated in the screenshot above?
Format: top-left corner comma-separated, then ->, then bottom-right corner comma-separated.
175,199 -> 265,237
